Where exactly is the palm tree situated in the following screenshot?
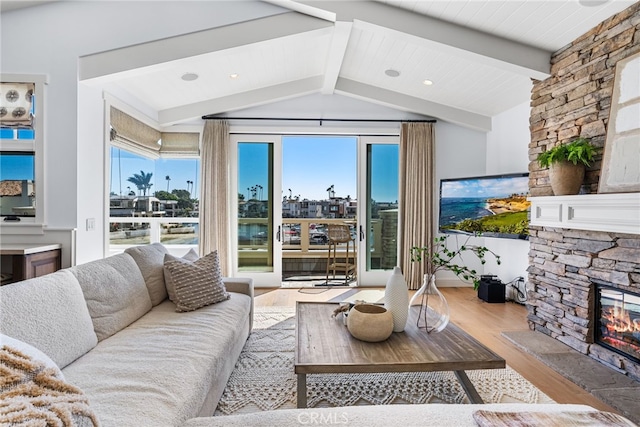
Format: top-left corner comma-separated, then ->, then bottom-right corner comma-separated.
165,175 -> 171,192
127,170 -> 153,196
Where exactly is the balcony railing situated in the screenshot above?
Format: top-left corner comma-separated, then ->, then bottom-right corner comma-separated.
109,216 -> 199,254
109,216 -> 391,277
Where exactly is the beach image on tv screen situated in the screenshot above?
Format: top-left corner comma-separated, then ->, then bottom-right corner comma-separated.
439,175 -> 530,238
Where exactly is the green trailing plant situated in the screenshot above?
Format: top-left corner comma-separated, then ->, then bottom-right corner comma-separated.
410,234 -> 501,290
537,137 -> 599,168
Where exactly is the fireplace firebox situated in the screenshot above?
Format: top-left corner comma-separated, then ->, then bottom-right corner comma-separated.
596,285 -> 640,364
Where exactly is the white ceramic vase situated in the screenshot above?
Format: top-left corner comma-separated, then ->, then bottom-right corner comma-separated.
384,266 -> 410,332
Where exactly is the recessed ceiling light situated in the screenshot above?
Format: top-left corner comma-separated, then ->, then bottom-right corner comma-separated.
423,79 -> 433,86
229,73 -> 239,79
384,69 -> 400,78
181,72 -> 199,82
578,0 -> 610,6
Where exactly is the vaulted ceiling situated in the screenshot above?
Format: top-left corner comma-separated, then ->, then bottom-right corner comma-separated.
70,0 -> 637,131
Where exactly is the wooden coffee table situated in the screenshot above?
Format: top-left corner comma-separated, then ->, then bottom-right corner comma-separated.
294,301 -> 505,408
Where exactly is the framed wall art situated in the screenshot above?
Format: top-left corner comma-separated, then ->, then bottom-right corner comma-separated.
599,51 -> 640,193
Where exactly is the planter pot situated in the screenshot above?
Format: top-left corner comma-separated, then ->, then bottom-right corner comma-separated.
347,304 -> 394,342
549,161 -> 585,195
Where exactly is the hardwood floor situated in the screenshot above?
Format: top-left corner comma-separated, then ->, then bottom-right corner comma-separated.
254,286 -> 619,413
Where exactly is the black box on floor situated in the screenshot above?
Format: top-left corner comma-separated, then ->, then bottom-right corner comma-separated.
478,276 -> 505,303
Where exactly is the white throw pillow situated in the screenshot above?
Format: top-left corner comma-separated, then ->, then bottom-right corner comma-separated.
164,250 -> 230,312
164,248 -> 200,302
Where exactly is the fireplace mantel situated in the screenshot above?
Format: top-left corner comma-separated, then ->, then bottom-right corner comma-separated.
529,193 -> 640,235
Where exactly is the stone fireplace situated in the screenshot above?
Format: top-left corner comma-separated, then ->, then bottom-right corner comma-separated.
527,195 -> 640,381
526,3 -> 640,382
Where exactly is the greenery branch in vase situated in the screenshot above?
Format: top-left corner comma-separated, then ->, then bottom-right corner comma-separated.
410,234 -> 501,332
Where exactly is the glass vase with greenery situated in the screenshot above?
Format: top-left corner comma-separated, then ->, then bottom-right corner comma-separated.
409,234 -> 501,332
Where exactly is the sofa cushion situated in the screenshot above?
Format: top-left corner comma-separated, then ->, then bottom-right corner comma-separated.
62,294 -> 252,427
71,253 -> 152,341
0,270 -> 98,369
164,248 -> 200,302
125,243 -> 169,306
180,404 -> 607,427
164,251 -> 230,312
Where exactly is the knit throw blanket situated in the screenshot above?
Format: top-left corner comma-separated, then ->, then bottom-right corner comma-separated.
0,345 -> 99,427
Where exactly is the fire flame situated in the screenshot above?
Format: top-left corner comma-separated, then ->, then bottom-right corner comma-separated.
603,300 -> 640,334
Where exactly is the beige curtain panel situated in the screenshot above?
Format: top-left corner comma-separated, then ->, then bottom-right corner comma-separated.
399,122 -> 436,290
199,120 -> 231,275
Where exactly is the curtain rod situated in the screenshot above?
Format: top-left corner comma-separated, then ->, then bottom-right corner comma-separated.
201,116 -> 436,124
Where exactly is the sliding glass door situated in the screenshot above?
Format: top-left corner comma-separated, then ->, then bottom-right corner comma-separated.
357,136 -> 400,286
231,135 -> 282,286
231,133 -> 399,287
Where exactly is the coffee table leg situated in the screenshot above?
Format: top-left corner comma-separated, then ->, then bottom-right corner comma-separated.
297,373 -> 307,408
454,371 -> 484,404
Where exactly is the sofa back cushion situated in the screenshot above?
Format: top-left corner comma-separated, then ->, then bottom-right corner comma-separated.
0,270 -> 98,368
70,253 -> 152,341
125,243 -> 169,306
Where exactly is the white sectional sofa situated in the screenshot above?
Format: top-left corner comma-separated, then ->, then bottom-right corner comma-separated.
0,243 -> 253,427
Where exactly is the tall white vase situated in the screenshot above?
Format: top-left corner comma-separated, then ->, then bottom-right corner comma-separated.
384,266 -> 410,332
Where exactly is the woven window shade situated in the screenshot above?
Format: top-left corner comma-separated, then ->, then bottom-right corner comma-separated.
0,82 -> 35,127
110,107 -> 161,156
160,132 -> 200,156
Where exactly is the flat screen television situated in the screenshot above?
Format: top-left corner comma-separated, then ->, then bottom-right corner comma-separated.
438,172 -> 530,240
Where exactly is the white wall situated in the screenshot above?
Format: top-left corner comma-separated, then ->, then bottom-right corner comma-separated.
434,121 -> 492,287
484,101 -> 531,287
0,1 -> 285,264
432,102 -> 532,288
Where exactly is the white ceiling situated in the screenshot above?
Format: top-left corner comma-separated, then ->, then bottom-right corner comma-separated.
23,0 -> 640,131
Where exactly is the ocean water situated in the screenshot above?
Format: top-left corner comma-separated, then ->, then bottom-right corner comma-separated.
439,197 -> 492,227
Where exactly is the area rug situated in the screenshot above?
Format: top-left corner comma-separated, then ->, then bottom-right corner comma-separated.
215,307 -> 554,416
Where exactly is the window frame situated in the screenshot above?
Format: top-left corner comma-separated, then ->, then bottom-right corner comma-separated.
104,95 -> 202,256
0,74 -> 47,226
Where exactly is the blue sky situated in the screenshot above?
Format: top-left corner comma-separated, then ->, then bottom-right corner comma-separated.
239,136 -> 398,203
0,153 -> 34,181
441,175 -> 529,199
110,148 -> 200,197
282,136 -> 357,201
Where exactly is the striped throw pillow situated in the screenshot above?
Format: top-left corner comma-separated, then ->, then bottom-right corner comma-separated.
164,250 -> 230,312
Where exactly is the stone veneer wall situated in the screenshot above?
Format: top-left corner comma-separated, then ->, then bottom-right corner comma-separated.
527,3 -> 640,381
529,2 -> 640,196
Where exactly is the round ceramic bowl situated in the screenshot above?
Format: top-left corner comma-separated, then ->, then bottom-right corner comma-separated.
347,304 -> 394,342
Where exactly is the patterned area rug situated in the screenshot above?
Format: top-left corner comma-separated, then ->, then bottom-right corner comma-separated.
215,307 -> 554,416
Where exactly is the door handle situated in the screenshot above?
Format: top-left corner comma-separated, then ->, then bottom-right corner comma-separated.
276,225 -> 281,242
359,225 -> 365,241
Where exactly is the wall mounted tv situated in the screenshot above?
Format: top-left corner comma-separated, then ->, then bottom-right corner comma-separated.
438,173 -> 530,240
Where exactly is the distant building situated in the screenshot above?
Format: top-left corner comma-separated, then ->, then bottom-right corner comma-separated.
0,180 -> 35,216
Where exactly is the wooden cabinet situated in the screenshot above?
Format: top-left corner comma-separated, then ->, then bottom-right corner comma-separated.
0,244 -> 62,285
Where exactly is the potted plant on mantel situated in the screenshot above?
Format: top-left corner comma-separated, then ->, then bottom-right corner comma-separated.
537,137 -> 599,196
409,234 -> 501,332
